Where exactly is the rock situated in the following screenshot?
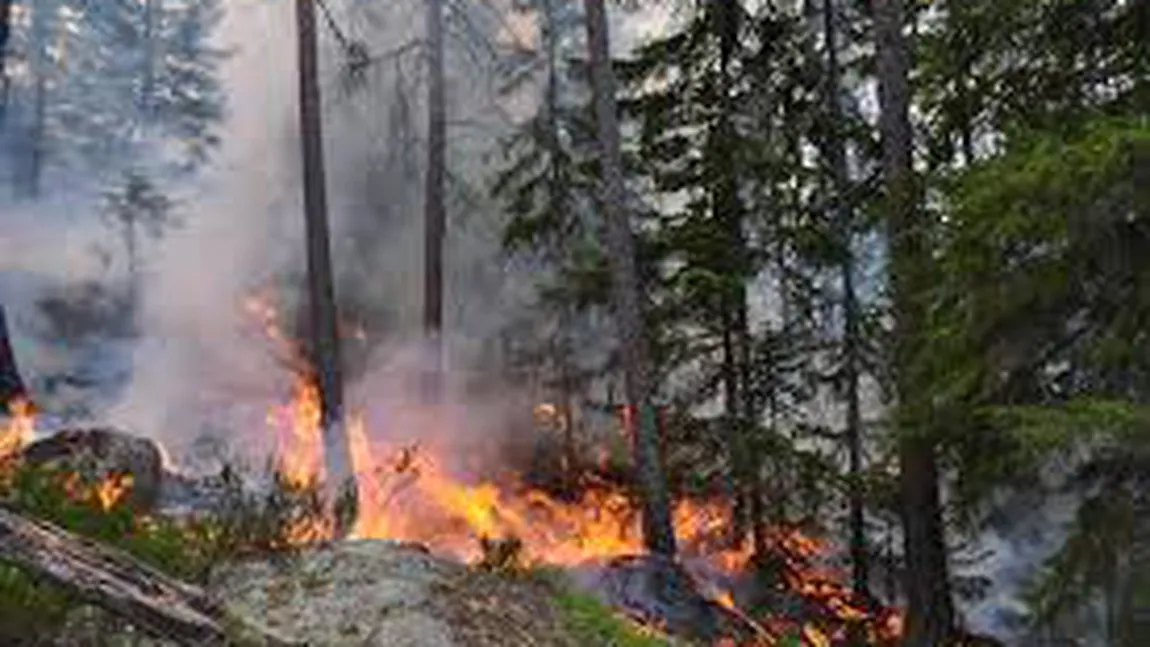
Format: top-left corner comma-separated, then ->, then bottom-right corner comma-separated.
209,540 -> 580,647
21,429 -> 164,511
585,554 -> 753,644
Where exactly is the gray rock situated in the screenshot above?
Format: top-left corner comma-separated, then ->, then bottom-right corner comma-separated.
210,540 -> 461,647
208,540 -> 582,647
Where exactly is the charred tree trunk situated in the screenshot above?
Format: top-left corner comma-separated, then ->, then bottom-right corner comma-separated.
583,0 -> 677,557
423,0 -> 447,400
140,0 -> 163,122
821,0 -> 870,616
0,306 -> 27,408
0,0 -> 9,75
872,0 -> 955,644
710,0 -> 752,547
16,0 -> 57,199
0,0 -> 11,123
294,0 -> 356,530
0,507 -> 297,646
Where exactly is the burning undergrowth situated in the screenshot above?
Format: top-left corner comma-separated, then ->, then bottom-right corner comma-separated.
0,289 -> 906,645
231,292 -> 905,646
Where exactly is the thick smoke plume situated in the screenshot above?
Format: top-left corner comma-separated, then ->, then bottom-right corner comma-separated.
100,0 -> 538,466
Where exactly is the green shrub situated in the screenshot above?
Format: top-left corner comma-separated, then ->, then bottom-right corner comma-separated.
554,590 -> 674,647
0,459 -> 333,641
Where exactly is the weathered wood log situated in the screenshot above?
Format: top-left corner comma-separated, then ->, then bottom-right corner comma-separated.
0,506 -> 298,646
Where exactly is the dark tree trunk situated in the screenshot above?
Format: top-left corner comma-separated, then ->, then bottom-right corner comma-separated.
711,0 -> 752,547
583,0 -> 677,557
0,0 -> 11,123
140,0 -> 162,121
820,0 -> 870,617
0,306 -> 27,408
423,0 -> 447,400
0,0 -> 9,71
872,1 -> 956,645
0,507 -> 298,646
17,0 -> 56,198
295,0 -> 356,529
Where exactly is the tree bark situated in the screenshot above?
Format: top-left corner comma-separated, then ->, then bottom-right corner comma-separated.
423,0 -> 447,400
0,507 -> 297,646
294,0 -> 356,528
0,0 -> 11,122
872,1 -> 956,645
0,0 -> 9,72
716,0 -> 753,547
582,0 -> 676,557
0,306 -> 27,407
19,0 -> 55,198
140,0 -> 163,122
820,0 -> 869,616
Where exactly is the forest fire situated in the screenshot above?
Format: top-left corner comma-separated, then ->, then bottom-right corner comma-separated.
0,400 -> 134,512
262,376 -> 901,646
246,293 -> 900,645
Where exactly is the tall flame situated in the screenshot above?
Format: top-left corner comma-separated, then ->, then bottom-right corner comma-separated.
1,397 -> 35,459
251,293 -> 902,646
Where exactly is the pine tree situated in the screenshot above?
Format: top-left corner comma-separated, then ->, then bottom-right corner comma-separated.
423,0 -> 447,400
583,0 -> 676,557
873,0 -> 956,643
819,0 -> 869,618
100,171 -> 175,316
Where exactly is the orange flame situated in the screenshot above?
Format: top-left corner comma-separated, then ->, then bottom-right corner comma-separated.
266,376 -> 325,486
59,470 -> 134,512
1,397 -> 35,459
251,294 -> 903,646
93,472 -> 134,511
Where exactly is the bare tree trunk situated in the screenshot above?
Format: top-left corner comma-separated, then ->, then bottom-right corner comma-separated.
0,306 -> 27,408
872,1 -> 955,645
294,0 -> 356,531
582,0 -> 676,557
423,0 -> 447,401
0,0 -> 12,123
821,0 -> 869,617
17,0 -> 56,198
140,0 -> 162,122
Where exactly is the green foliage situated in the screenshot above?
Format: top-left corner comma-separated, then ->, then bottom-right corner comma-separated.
554,590 -> 673,647
2,464 -> 218,580
924,116 -> 1150,434
0,563 -> 75,643
0,458 -> 332,642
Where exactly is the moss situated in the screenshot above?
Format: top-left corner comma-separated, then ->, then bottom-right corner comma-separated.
554,590 -> 674,647
0,461 -> 329,643
0,563 -> 75,642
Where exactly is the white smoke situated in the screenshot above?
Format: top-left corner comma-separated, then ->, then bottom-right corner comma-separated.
103,0 -> 546,465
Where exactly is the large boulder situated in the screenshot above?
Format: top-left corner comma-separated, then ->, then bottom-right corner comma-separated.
20,428 -> 164,511
208,540 -> 581,647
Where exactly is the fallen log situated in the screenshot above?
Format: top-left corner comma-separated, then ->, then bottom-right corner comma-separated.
0,506 -> 298,646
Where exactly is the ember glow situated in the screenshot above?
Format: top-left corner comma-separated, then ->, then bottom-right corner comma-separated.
60,470 -> 135,512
